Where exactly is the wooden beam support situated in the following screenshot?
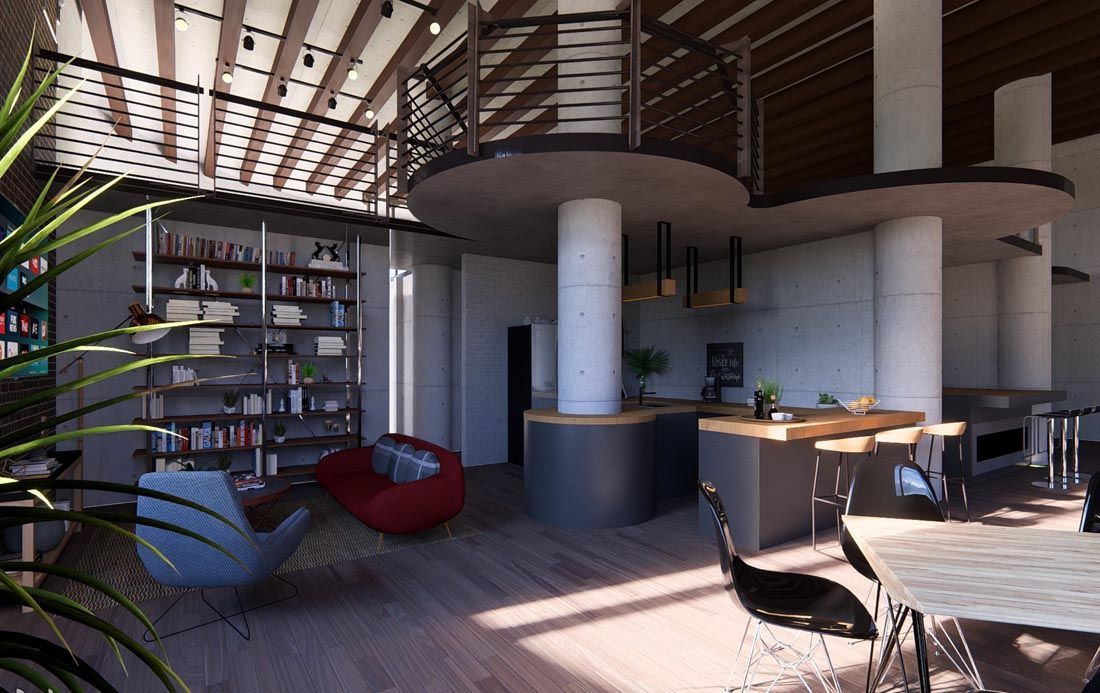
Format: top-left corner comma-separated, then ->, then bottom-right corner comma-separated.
76,0 -> 132,139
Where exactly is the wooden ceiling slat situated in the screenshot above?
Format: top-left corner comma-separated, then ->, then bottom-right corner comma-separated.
152,0 -> 176,160
239,0 -> 321,184
202,0 -> 246,178
271,0 -> 386,189
76,0 -> 132,139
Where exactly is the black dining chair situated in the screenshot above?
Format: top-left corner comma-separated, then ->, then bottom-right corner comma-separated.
842,458 -> 985,692
1080,474 -> 1100,686
699,480 -> 877,692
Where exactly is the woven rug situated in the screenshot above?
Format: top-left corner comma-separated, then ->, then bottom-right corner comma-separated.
61,493 -> 478,612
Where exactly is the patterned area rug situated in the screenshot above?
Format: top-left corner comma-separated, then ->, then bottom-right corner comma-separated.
61,493 -> 478,612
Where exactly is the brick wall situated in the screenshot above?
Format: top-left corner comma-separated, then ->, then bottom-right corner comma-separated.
461,254 -> 556,466
1,2 -> 61,446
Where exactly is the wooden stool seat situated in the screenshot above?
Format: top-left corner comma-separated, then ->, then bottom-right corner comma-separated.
815,435 -> 876,454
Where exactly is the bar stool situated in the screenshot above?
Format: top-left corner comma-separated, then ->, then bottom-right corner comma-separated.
923,422 -> 971,522
873,426 -> 927,463
811,434 -> 875,551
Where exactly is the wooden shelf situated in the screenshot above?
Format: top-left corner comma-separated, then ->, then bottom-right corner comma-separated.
133,251 -> 357,279
135,434 -> 358,459
136,408 -> 357,425
134,285 -> 356,305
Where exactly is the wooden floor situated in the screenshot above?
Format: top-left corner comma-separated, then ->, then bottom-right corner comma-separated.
3,453 -> 1098,692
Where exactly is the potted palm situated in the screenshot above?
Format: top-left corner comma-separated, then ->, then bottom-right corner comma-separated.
0,42 -> 245,690
624,345 -> 670,406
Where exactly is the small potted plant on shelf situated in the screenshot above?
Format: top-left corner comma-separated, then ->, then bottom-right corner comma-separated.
271,421 -> 288,444
239,273 -> 256,293
301,362 -> 317,385
624,345 -> 670,406
759,378 -> 784,417
222,390 -> 239,414
817,392 -> 838,409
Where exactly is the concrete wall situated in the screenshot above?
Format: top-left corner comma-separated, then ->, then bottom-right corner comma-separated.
1052,132 -> 1100,438
55,210 -> 388,506
627,233 -> 875,407
461,254 -> 556,466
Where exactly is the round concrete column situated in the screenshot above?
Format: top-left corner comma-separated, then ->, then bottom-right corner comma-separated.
558,198 -> 622,415
410,264 -> 452,448
874,217 -> 943,424
872,0 -> 943,432
995,74 -> 1052,390
873,0 -> 942,173
557,0 -> 621,134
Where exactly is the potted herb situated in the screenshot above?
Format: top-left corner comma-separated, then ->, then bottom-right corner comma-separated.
759,378 -> 784,415
624,345 -> 670,406
301,362 -> 318,385
239,273 -> 257,293
817,392 -> 838,409
222,389 -> 239,414
272,421 -> 288,443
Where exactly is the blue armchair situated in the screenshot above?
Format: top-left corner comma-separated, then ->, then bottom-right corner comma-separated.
135,471 -> 309,640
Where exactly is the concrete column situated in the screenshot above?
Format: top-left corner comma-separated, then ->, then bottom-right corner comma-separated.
873,0 -> 942,173
557,0 -> 621,134
410,264 -> 452,448
872,0 -> 943,432
995,74 -> 1052,390
558,198 -> 622,414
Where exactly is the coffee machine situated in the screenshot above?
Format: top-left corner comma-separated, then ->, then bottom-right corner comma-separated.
700,375 -> 720,403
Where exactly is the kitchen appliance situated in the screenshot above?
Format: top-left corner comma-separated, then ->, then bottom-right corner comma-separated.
700,375 -> 720,403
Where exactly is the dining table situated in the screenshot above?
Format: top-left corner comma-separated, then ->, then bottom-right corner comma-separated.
842,515 -> 1100,692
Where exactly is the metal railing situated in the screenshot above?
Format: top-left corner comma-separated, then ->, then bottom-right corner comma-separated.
398,2 -> 756,186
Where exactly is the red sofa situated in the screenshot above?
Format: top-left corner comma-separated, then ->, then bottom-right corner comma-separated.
317,434 -> 464,534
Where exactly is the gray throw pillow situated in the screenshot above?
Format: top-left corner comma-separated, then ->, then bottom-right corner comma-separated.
388,448 -> 441,484
372,435 -> 398,475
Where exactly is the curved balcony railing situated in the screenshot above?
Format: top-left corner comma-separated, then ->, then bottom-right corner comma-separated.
398,1 -> 761,192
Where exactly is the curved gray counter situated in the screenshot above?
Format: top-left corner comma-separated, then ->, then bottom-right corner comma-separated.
523,408 -> 655,529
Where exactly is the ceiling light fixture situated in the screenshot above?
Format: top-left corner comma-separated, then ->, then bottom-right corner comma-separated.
242,34 -> 255,51
429,20 -> 441,35
303,50 -> 315,68
175,14 -> 189,31
381,1 -> 393,18
347,63 -> 359,81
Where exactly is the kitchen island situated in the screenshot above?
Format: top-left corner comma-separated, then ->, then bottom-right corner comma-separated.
698,406 -> 925,550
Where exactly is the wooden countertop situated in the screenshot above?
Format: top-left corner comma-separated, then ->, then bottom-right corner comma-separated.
843,516 -> 1100,634
698,406 -> 925,441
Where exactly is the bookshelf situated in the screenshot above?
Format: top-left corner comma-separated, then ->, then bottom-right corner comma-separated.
137,223 -> 363,481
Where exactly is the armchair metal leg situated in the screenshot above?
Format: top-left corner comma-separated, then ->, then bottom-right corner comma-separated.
142,573 -> 299,642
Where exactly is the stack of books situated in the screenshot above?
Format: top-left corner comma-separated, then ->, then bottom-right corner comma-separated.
7,458 -> 58,477
166,299 -> 201,321
307,258 -> 348,272
189,327 -> 224,355
271,304 -> 306,326
202,301 -> 239,323
314,336 -> 345,356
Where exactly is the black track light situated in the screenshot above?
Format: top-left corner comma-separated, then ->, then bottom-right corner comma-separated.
328,95 -> 338,110
381,1 -> 393,18
242,34 -> 255,51
277,82 -> 287,98
303,51 -> 315,68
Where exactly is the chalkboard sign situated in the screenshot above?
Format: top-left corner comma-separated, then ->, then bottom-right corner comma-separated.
706,342 -> 743,388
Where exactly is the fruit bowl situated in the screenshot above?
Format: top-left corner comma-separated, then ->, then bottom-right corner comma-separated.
839,396 -> 880,415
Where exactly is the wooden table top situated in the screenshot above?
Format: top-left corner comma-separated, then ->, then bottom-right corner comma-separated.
698,407 -> 925,441
842,516 -> 1100,634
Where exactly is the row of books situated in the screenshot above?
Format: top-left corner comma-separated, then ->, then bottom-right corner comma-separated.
315,336 -> 345,356
158,232 -> 262,264
151,421 -> 264,453
277,275 -> 340,299
190,327 -> 224,355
